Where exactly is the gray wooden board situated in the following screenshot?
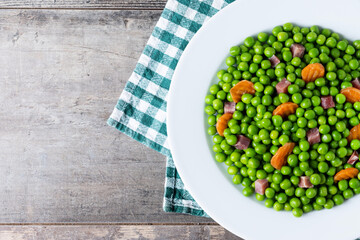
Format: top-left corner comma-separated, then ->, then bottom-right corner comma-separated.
0,5 -> 244,240
0,225 -> 241,240
0,0 -> 167,10
0,9 -> 218,224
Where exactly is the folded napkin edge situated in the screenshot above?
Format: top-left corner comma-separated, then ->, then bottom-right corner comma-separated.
163,197 -> 209,217
107,117 -> 171,157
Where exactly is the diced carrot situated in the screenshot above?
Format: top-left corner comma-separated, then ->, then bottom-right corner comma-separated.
334,168 -> 359,182
340,87 -> 360,103
301,63 -> 325,83
347,124 -> 360,142
270,142 -> 295,170
216,113 -> 233,137
272,102 -> 298,118
229,80 -> 255,103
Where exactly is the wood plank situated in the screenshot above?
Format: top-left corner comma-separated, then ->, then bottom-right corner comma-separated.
0,1 -> 167,10
0,225 -> 242,240
0,9 -> 213,223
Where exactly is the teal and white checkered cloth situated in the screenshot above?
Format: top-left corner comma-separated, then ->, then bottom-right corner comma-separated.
108,0 -> 233,217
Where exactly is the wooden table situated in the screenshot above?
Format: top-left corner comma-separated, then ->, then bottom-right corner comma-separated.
0,1 -> 241,239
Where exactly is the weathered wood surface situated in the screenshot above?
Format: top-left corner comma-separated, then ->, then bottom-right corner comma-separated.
0,225 -> 240,240
0,9 -> 217,224
0,1 -> 167,10
0,4 -> 243,240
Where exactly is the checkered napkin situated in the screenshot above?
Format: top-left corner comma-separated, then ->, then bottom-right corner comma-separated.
108,0 -> 233,217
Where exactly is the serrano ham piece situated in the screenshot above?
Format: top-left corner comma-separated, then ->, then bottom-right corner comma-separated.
224,102 -> 236,114
269,55 -> 280,68
234,135 -> 251,150
290,43 -> 305,58
321,96 -> 335,109
255,179 -> 269,195
276,78 -> 291,94
348,151 -> 359,165
351,78 -> 360,90
299,176 -> 314,188
307,128 -> 320,145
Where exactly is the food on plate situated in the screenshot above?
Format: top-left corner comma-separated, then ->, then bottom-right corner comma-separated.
334,168 -> 359,182
270,142 -> 295,170
205,23 -> 360,217
340,87 -> 360,103
272,102 -> 298,118
229,80 -> 255,103
301,63 -> 325,82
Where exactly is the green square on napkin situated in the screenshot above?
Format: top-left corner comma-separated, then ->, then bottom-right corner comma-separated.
108,0 -> 233,217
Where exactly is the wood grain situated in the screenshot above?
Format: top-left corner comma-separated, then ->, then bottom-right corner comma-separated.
0,0 -> 167,10
0,9 -> 215,224
0,225 -> 241,240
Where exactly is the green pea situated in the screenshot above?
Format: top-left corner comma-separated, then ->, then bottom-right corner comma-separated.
293,33 -> 303,43
300,98 -> 312,109
319,124 -> 330,134
280,179 -> 292,190
225,56 -> 236,66
317,143 -> 328,155
264,47 -> 276,58
291,93 -> 302,104
295,79 -> 305,87
328,185 -> 337,196
331,48 -> 341,58
281,166 -> 292,176
347,179 -> 360,190
315,34 -> 326,45
278,93 -> 289,103
346,45 -> 356,55
325,36 -> 337,48
351,139 -> 360,150
205,95 -> 215,105
282,50 -> 292,62
265,188 -> 276,199
291,57 -> 301,67
335,93 -> 346,104
317,162 -> 329,173
227,165 -> 239,175
257,32 -> 268,42
295,128 -> 306,139
326,72 -> 337,81
212,99 -> 223,110
205,105 -> 216,115
333,194 -> 344,205
343,189 -> 354,199
277,32 -> 288,42
322,199 -> 334,210
208,125 -> 217,135
306,188 -> 317,199
285,187 -> 295,197
264,199 -> 274,208
335,121 -> 346,132
339,179 -> 349,191
289,197 -> 301,209
242,187 -> 254,197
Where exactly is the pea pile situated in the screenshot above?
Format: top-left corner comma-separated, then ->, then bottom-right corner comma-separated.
205,23 -> 360,217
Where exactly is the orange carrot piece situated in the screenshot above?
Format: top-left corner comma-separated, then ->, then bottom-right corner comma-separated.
272,102 -> 298,118
334,168 -> 359,182
347,123 -> 360,142
270,142 -> 295,170
340,87 -> 360,103
229,80 -> 255,103
216,113 -> 233,137
301,63 -> 325,83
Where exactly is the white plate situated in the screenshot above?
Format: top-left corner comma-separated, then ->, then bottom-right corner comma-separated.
167,0 -> 360,239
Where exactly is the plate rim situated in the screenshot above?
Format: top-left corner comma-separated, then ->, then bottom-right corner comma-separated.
167,0 -> 360,239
